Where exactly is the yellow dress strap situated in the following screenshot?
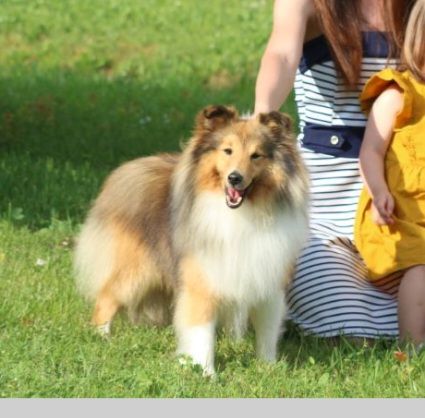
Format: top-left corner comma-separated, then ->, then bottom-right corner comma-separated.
360,68 -> 413,129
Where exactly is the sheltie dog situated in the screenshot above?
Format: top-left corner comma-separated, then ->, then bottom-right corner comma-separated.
74,105 -> 309,375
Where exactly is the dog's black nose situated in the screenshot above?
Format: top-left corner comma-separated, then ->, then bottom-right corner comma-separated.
228,171 -> 243,186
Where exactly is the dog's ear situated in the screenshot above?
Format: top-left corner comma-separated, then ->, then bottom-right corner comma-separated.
195,105 -> 238,134
258,111 -> 293,141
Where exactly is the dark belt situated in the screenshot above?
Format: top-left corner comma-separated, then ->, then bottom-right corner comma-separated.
301,123 -> 365,158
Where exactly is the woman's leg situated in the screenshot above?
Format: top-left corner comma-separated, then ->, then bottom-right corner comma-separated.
288,231 -> 400,338
398,265 -> 425,345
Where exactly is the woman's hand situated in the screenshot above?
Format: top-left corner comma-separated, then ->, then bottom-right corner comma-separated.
371,191 -> 394,225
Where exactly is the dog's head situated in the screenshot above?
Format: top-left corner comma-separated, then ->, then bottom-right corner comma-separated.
189,105 -> 299,209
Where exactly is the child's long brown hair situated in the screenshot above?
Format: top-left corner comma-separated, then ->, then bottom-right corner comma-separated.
313,0 -> 415,88
402,0 -> 425,82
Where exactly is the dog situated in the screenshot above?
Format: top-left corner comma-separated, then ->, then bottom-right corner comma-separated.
74,105 -> 309,375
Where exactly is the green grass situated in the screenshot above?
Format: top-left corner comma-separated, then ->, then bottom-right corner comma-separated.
0,0 -> 424,398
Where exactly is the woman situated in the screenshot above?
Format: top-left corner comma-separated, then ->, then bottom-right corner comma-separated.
254,0 -> 415,339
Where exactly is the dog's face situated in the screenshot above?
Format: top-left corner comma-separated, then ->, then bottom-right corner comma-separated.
191,105 -> 296,208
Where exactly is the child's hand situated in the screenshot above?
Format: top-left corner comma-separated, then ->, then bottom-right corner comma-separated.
371,192 -> 394,225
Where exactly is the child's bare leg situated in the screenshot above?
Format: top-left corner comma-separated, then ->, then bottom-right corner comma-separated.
398,265 -> 425,346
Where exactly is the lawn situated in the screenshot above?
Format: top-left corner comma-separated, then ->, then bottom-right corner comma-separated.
0,0 -> 424,398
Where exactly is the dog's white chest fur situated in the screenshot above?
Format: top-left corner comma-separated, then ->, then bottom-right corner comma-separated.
188,193 -> 308,304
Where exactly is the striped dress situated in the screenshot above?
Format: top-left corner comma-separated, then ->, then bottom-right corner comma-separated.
287,32 -> 401,338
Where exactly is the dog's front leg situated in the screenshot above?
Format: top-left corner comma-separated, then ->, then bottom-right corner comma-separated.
174,257 -> 217,376
250,293 -> 287,362
175,318 -> 216,376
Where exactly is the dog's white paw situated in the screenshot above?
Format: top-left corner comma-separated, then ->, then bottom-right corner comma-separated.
202,366 -> 216,378
177,354 -> 216,377
96,321 -> 111,338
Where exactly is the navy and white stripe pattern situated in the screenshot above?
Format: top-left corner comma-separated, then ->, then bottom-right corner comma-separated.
288,32 -> 401,338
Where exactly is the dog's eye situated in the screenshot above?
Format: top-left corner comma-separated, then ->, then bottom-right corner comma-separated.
223,148 -> 232,155
251,152 -> 262,160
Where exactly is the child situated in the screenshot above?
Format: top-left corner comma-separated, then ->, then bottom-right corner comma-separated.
355,0 -> 425,347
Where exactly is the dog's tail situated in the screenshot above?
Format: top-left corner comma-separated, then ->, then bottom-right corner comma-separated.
74,217 -> 116,301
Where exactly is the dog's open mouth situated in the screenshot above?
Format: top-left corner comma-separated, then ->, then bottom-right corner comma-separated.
225,185 -> 252,209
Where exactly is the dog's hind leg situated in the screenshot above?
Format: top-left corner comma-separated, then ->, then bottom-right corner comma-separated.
132,288 -> 173,326
221,304 -> 248,341
250,293 -> 287,362
92,284 -> 121,337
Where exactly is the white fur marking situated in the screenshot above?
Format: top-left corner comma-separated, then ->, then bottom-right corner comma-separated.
176,321 -> 216,376
188,192 -> 308,304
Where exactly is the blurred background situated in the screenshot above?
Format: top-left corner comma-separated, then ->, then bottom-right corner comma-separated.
0,0 -> 293,228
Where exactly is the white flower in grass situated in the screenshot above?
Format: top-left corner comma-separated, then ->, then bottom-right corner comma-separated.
139,116 -> 152,125
60,238 -> 71,248
35,258 -> 47,267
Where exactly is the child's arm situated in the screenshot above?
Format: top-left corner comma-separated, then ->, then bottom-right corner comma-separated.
359,85 -> 403,225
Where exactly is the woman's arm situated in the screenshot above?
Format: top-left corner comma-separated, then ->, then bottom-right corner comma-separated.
359,85 -> 403,225
254,0 -> 314,115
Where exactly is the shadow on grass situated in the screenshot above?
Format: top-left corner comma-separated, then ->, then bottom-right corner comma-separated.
279,321 -> 398,370
0,69 -> 296,229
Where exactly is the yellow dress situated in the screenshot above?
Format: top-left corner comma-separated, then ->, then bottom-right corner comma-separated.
355,68 -> 425,280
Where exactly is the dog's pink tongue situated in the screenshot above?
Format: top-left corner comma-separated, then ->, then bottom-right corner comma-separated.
229,188 -> 242,202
